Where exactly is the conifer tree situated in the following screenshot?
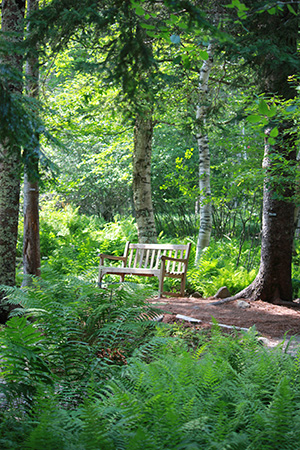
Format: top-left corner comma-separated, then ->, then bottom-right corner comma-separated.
213,1 -> 299,304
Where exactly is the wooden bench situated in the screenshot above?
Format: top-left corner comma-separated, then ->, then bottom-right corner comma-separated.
98,242 -> 191,298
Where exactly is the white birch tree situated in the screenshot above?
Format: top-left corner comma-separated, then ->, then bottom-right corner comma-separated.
195,44 -> 214,264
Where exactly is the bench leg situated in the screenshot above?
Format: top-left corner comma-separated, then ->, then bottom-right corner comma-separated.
98,272 -> 103,288
158,274 -> 164,298
180,274 -> 186,297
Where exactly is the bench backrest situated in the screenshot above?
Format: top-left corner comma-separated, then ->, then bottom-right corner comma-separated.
123,242 -> 191,274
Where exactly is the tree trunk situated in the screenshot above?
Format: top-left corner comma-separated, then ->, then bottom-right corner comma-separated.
213,5 -> 298,305
23,173 -> 41,282
22,0 -> 41,285
0,0 -> 25,322
133,114 -> 157,243
246,7 -> 298,303
195,44 -> 213,264
247,131 -> 296,302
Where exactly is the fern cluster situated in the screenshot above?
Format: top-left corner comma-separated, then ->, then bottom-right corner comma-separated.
0,275 -> 158,407
79,327 -> 300,449
1,268 -> 300,448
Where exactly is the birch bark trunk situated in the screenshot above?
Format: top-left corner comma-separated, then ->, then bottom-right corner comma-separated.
133,113 -> 157,243
195,44 -> 214,264
0,0 -> 25,321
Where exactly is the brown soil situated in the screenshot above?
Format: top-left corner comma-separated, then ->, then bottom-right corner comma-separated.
147,296 -> 300,339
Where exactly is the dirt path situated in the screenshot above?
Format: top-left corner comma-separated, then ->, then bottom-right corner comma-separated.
148,296 -> 300,340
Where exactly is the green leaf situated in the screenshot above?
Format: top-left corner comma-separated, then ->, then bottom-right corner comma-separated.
270,127 -> 279,138
247,114 -> 261,123
173,55 -> 182,64
225,0 -> 248,11
261,117 -> 268,126
258,99 -> 269,116
182,54 -> 191,69
286,104 -> 297,113
268,104 -> 277,117
140,23 -> 155,30
135,5 -> 145,15
237,10 -> 247,19
287,4 -> 297,15
267,7 -> 277,14
146,30 -> 156,38
199,50 -> 209,60
177,21 -> 188,30
268,137 -> 276,145
170,34 -> 181,44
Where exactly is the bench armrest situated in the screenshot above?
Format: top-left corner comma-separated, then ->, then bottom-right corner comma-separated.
160,255 -> 188,263
99,253 -> 127,265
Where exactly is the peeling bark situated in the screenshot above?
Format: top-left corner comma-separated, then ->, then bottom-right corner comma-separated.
195,44 -> 213,264
0,0 -> 25,321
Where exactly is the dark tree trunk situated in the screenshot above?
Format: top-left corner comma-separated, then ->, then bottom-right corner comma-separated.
247,128 -> 296,303
133,114 -> 157,243
0,0 -> 25,322
23,0 -> 41,285
248,7 -> 298,303
23,173 -> 41,281
213,4 -> 299,305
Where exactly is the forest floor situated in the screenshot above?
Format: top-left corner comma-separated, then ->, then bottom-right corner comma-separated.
147,295 -> 300,345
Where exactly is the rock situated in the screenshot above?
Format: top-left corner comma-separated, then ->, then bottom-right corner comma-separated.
237,300 -> 250,309
214,286 -> 231,299
190,292 -> 202,298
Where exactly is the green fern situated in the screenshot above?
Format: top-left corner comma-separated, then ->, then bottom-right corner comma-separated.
1,272 -> 160,405
0,316 -> 53,402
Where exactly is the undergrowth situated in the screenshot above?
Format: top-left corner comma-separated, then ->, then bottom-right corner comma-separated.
3,206 -> 299,448
1,278 -> 300,450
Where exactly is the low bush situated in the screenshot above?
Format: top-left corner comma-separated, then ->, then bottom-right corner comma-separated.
187,238 -> 258,297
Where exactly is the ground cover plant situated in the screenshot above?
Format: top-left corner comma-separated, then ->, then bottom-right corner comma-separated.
1,290 -> 300,449
2,207 -> 300,447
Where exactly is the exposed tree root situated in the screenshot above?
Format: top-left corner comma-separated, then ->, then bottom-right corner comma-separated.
210,284 -> 256,306
211,282 -> 300,307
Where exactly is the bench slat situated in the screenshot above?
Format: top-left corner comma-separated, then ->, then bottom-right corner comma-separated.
171,250 -> 177,273
145,249 -> 150,268
150,250 -> 156,269
138,249 -> 145,268
155,250 -> 161,269
128,248 -> 134,267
